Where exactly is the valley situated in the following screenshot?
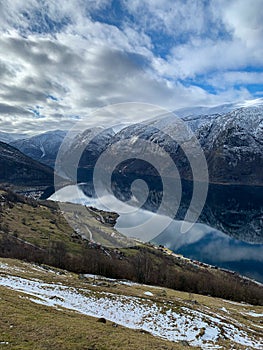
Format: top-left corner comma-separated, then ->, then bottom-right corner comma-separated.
0,102 -> 262,349
1,3 -> 263,349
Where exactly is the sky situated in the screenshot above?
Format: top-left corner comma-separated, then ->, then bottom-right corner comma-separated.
0,0 -> 263,134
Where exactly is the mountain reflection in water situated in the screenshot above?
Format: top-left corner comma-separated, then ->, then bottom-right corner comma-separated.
49,184 -> 263,283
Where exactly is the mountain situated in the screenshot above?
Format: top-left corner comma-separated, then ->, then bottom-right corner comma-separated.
0,141 -> 54,187
192,106 -> 263,185
0,131 -> 27,143
10,127 -> 116,177
16,103 -> 261,242
10,130 -> 67,168
108,104 -> 263,186
174,102 -> 239,118
56,127 -> 115,182
174,97 -> 263,118
86,104 -> 263,243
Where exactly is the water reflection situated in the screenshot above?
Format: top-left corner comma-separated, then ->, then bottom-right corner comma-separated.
49,185 -> 263,283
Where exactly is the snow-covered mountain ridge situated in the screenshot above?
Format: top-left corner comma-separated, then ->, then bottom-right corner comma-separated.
7,99 -> 263,186
108,103 -> 263,186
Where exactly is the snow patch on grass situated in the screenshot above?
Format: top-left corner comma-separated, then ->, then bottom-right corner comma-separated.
0,274 -> 262,349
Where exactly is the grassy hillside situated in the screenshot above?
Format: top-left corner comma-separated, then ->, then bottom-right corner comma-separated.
0,258 -> 262,349
0,266 -> 186,349
0,188 -> 262,305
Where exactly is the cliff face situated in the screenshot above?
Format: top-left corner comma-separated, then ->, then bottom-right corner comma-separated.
194,107 -> 263,185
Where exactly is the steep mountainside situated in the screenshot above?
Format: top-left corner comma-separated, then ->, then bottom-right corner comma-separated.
174,97 -> 263,118
193,106 -> 263,185
108,104 -> 263,186
10,130 -> 67,168
0,141 -> 54,187
87,105 -> 263,243
10,102 -> 263,186
12,103 -> 263,186
56,127 -> 115,182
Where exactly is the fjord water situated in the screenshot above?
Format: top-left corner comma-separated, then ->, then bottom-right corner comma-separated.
50,183 -> 263,283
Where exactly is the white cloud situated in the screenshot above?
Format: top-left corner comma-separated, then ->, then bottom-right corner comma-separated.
208,72 -> 263,88
219,0 -> 263,48
122,0 -> 209,38
0,0 -> 261,134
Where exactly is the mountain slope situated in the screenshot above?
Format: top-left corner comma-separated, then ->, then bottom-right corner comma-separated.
10,130 -> 67,168
0,259 -> 184,350
193,106 -> 263,185
108,104 -> 263,186
174,97 -> 263,118
56,127 -> 115,182
0,141 -> 54,187
87,105 -> 263,243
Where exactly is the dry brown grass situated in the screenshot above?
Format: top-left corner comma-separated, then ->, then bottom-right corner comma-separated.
0,286 -> 193,350
0,257 -> 262,350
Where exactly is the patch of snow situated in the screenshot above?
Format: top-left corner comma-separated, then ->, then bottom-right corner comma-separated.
0,262 -> 26,274
144,291 -> 154,296
238,98 -> 263,108
82,274 -> 161,288
246,312 -> 263,318
223,299 -> 251,306
251,323 -> 263,329
0,274 -> 262,349
40,143 -> 46,158
220,307 -> 229,313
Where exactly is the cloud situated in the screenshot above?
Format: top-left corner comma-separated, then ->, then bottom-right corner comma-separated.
0,103 -> 28,115
0,31 -> 220,133
208,72 -> 263,88
0,0 -> 262,134
219,0 -> 263,48
122,0 -> 210,39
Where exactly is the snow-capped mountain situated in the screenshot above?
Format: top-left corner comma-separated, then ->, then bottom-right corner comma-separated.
174,97 -> 263,118
109,103 -> 263,186
10,130 -> 67,168
174,102 -> 239,118
92,103 -> 263,243
57,127 -> 116,182
196,106 -> 263,185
